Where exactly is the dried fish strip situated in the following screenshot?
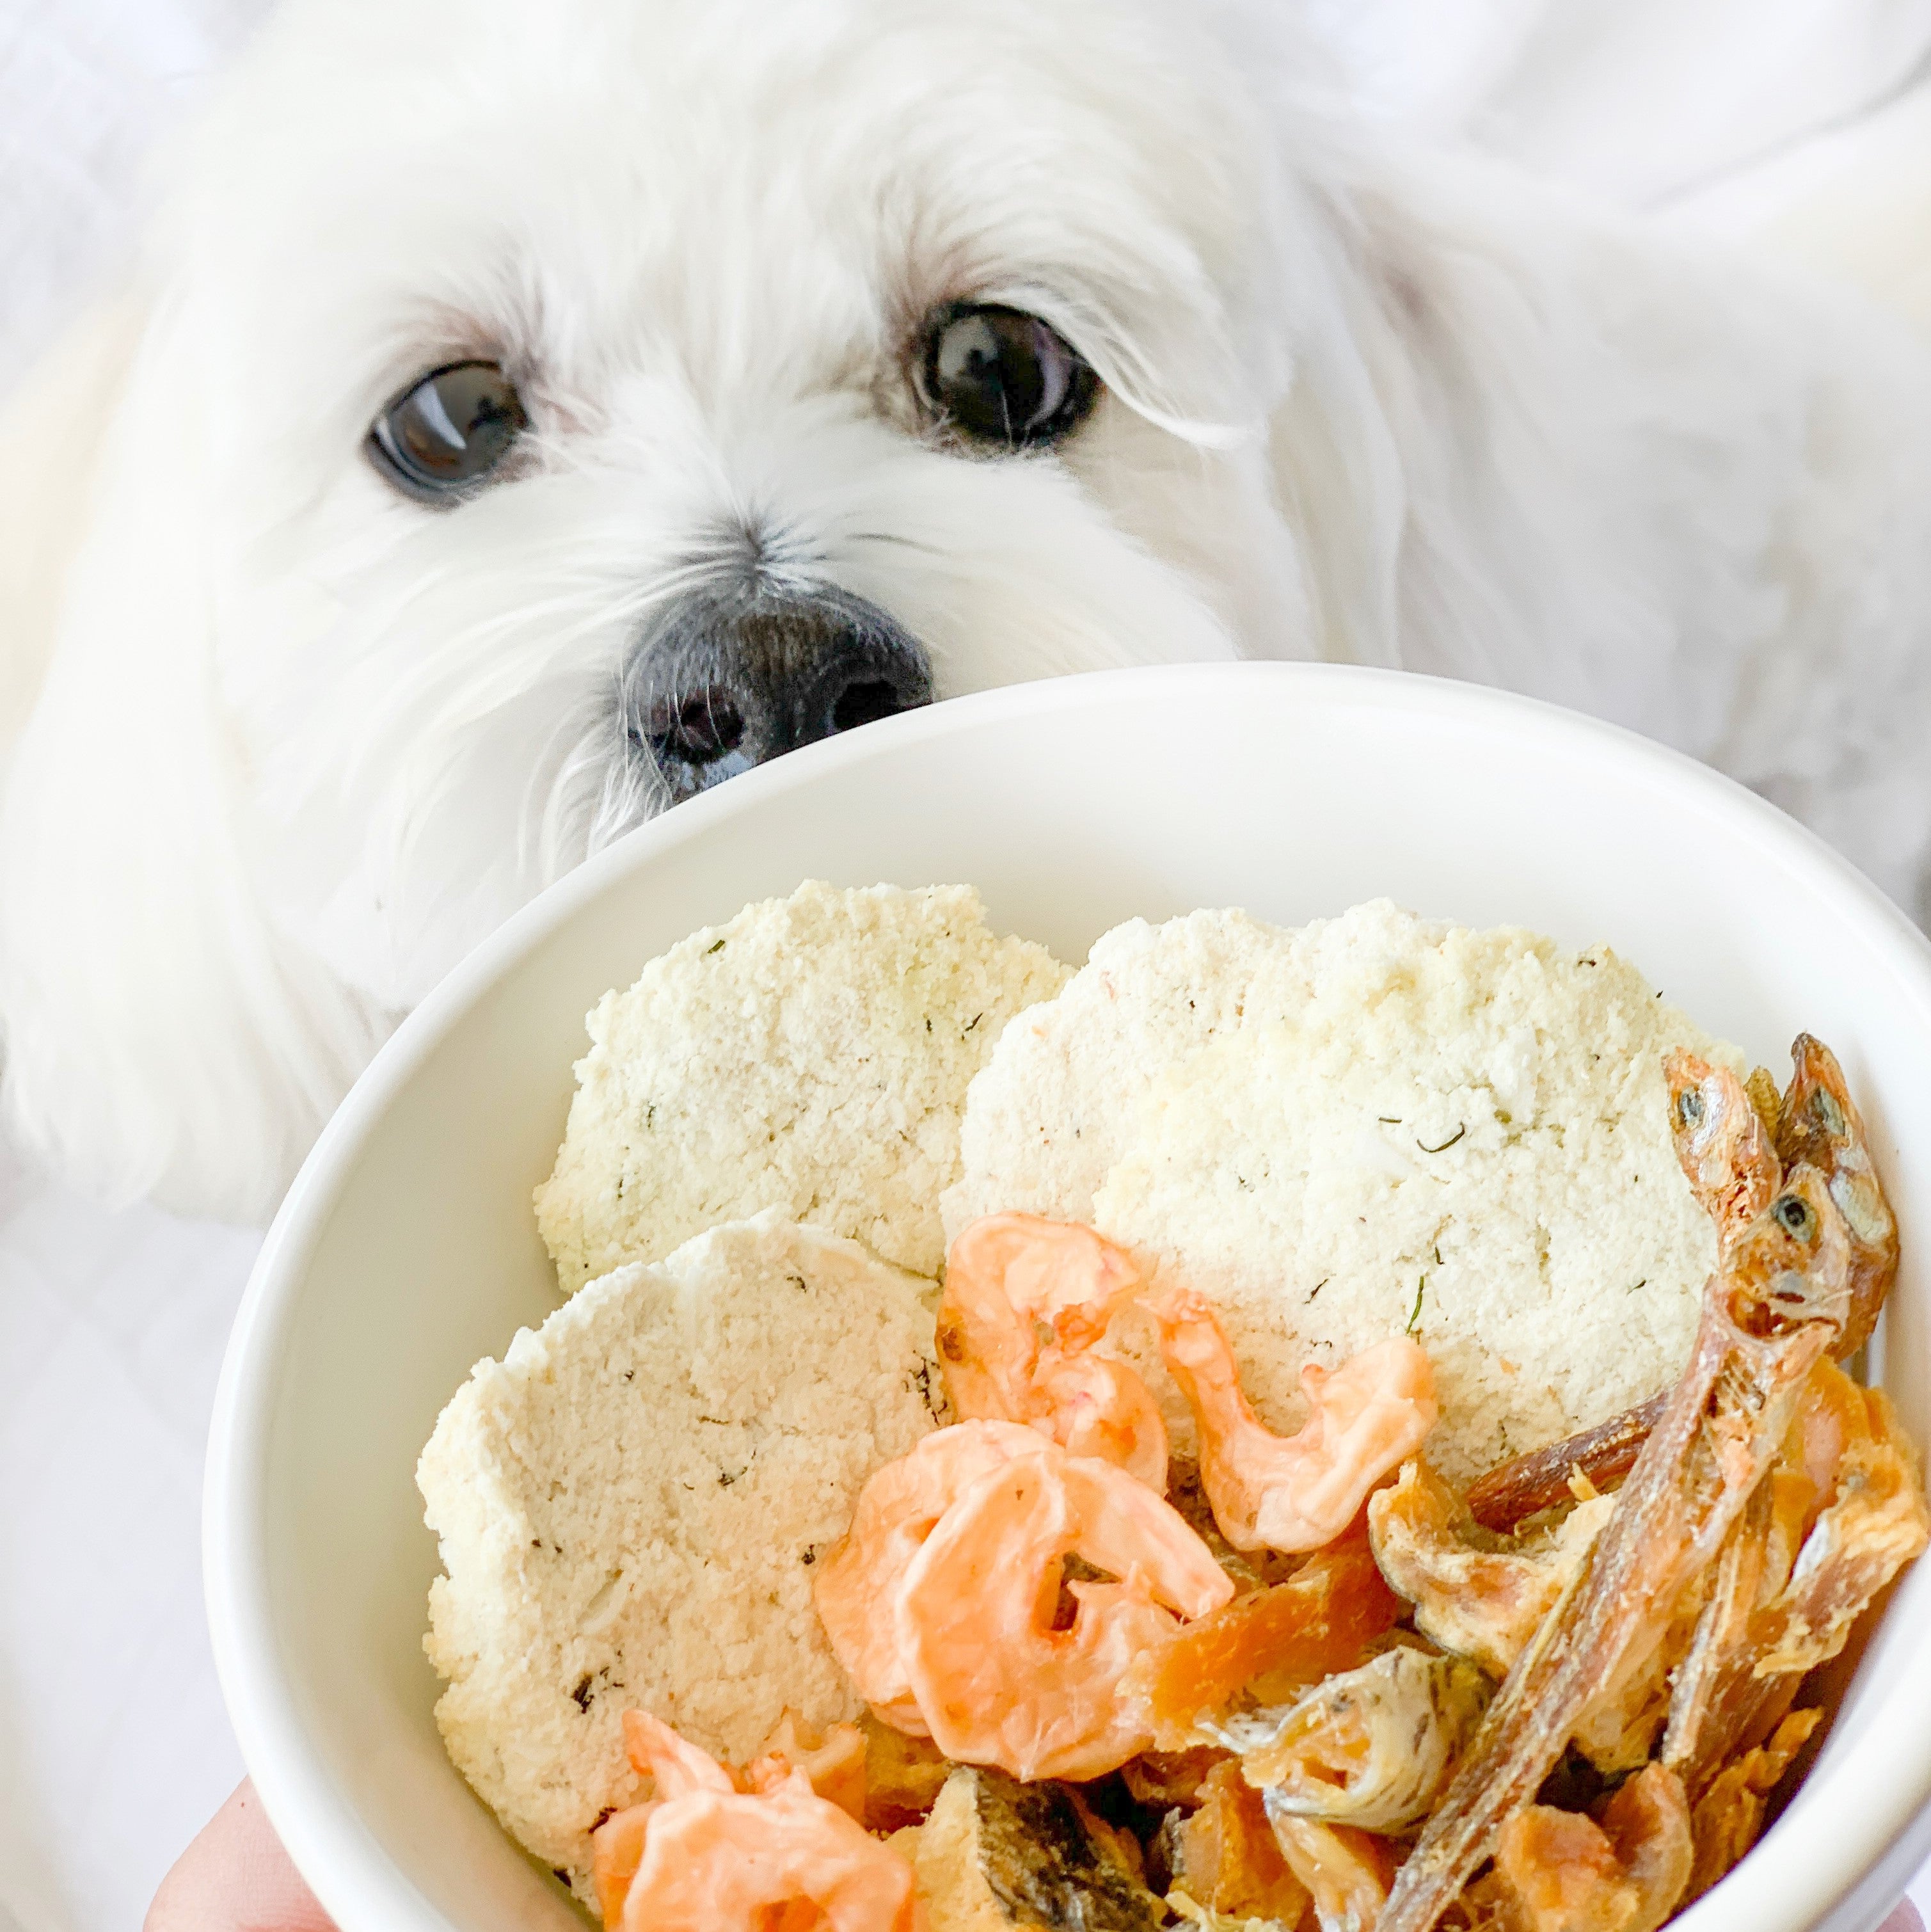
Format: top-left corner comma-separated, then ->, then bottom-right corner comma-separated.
1214,1647 -> 1490,1832
1121,1541 -> 1400,1752
1376,1133 -> 1854,1932
1371,1459 -> 1613,1677
1464,1396 -> 1665,1535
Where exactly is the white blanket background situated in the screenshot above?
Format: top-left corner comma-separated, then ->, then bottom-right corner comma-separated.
4,4 -> 1931,1925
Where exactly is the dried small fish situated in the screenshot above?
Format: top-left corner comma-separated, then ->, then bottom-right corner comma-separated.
1665,1050 -> 1783,1252
1774,1035 -> 1897,1357
1370,1459 -> 1613,1678
1376,1065 -> 1857,1932
1218,1647 -> 1491,1832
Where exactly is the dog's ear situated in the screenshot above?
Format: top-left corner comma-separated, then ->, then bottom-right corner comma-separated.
0,296 -> 147,746
1264,287 -> 1408,672
0,287 -> 389,1222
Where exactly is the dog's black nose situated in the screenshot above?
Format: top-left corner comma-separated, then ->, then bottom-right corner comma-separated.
621,586 -> 932,804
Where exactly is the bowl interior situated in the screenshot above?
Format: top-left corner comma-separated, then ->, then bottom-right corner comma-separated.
208,664 -> 1931,1932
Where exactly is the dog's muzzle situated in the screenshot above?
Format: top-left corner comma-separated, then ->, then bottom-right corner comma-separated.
619,584 -> 933,804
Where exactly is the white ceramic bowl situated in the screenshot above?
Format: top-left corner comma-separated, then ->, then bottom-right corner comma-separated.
207,662 -> 1931,1932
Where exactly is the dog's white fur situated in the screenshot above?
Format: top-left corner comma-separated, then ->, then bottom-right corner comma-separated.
3,0 -> 1930,1223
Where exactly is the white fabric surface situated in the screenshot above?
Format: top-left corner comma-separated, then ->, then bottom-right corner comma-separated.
4,4 -> 1931,1927
0,0 -> 264,383
1321,0 -> 1931,204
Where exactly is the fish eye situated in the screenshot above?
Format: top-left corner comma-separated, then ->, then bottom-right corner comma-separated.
367,360 -> 528,502
1772,1194 -> 1814,1238
1676,1090 -> 1705,1128
917,303 -> 1100,451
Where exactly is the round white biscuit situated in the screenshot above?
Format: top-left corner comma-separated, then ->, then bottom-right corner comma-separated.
946,900 -> 1739,1481
418,1212 -> 944,1900
536,880 -> 1069,1293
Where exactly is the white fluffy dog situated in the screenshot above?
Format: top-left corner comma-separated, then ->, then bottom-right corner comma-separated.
3,0 -> 1930,1223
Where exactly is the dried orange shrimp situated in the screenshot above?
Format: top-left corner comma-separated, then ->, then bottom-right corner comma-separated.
813,1419 -> 1049,1732
1154,1286 -> 1437,1552
591,1712 -> 920,1931
896,1447 -> 1232,1780
937,1214 -> 1170,1488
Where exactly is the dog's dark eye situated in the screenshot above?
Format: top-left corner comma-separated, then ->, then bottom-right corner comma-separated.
918,304 -> 1098,449
367,361 -> 527,500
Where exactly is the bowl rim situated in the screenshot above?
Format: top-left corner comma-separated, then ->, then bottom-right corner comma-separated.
203,660 -> 1931,1932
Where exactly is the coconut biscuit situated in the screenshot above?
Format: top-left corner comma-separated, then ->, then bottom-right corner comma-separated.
418,1211 -> 946,1900
946,900 -> 1740,1480
536,880 -> 1070,1293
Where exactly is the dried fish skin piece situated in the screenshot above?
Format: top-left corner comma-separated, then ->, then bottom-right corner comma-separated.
1488,1810 -> 1639,1932
1463,1397 -> 1665,1535
914,1764 -> 1168,1931
1222,1647 -> 1491,1832
1773,1036 -> 1897,1357
1264,1807 -> 1399,1932
1682,1709 -> 1822,1904
1665,1050 -> 1783,1254
1122,1540 -> 1401,1752
1376,1160 -> 1852,1932
1479,1762 -> 1690,1932
1371,1460 -> 1613,1679
1158,1759 -> 1312,1925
